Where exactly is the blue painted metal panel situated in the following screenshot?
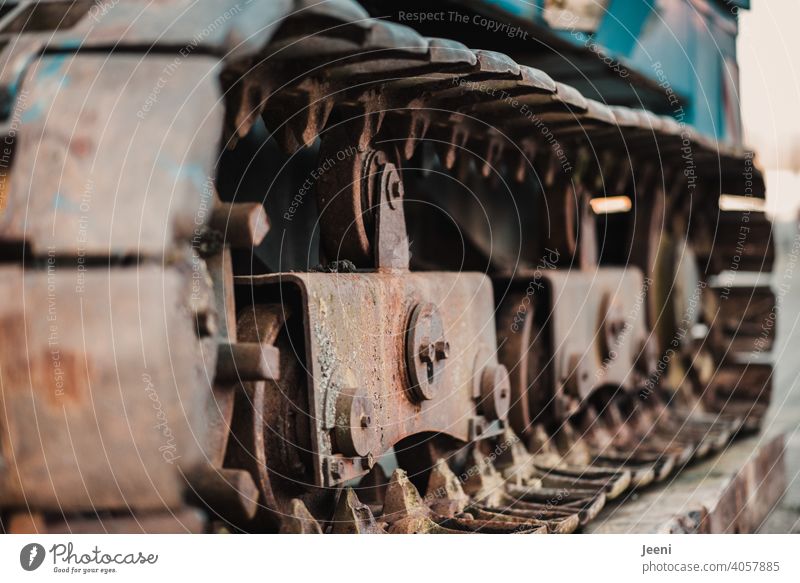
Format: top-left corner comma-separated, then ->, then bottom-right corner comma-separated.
466,0 -> 746,144
476,0 -> 542,20
594,0 -> 653,57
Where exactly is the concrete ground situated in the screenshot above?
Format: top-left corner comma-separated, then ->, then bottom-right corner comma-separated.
758,220 -> 800,533
586,220 -> 800,533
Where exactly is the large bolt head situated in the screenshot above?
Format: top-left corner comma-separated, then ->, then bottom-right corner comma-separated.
405,302 -> 449,402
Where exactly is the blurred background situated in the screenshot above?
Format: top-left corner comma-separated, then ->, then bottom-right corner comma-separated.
739,0 -> 800,532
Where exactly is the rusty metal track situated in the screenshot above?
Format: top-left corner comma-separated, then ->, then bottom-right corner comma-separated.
0,0 -> 776,533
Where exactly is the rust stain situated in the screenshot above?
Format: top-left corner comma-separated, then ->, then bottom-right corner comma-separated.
69,135 -> 93,158
0,316 -> 89,406
1,350 -> 89,407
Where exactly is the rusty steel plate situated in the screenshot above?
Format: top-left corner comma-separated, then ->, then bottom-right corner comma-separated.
1,54 -> 222,257
0,265 -> 212,512
238,271 -> 507,488
519,267 -> 652,415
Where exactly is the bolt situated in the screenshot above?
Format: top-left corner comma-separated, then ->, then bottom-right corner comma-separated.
328,459 -> 344,481
361,453 -> 375,470
209,202 -> 270,249
419,339 -> 435,363
194,310 -> 217,338
419,340 -> 449,365
360,414 -> 371,429
406,303 -> 449,402
216,342 -> 279,383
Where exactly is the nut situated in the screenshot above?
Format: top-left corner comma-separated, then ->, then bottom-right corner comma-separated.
334,388 -> 377,457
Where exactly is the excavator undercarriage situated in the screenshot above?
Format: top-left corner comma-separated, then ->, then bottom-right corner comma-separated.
0,0 -> 779,534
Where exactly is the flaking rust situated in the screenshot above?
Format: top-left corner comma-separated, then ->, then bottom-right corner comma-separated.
313,297 -> 339,431
0,0 -> 781,534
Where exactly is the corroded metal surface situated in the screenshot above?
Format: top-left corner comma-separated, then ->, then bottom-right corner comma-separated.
239,271 -> 507,489
0,0 -> 779,534
0,266 -> 212,511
